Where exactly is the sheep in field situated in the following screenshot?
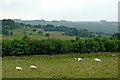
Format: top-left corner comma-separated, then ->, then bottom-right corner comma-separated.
30,65 -> 37,69
94,58 -> 102,62
16,67 -> 22,70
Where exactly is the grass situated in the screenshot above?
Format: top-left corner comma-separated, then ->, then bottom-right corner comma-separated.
2,28 -> 75,40
0,57 -> 2,79
2,53 -> 118,78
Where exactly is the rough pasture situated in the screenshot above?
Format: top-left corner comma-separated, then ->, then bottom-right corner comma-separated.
2,53 -> 118,78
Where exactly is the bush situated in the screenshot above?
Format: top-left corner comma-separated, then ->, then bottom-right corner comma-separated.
38,31 -> 42,35
2,37 -> 120,56
29,33 -> 32,35
101,38 -> 118,52
85,38 -> 99,53
72,38 -> 86,53
29,39 -> 65,55
32,29 -> 36,32
45,33 -> 50,37
2,39 -> 30,56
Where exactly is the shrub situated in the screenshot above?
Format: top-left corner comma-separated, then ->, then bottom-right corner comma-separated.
45,33 -> 50,37
72,38 -> 86,53
85,38 -> 99,53
2,39 -> 30,56
29,33 -> 32,35
38,31 -> 42,35
32,29 -> 36,32
29,39 -> 65,55
2,37 -> 120,56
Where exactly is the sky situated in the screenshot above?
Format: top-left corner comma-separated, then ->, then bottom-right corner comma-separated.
0,0 -> 120,21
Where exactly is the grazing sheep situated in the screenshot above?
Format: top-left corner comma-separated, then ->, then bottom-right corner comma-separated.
16,67 -> 22,70
74,58 -> 77,60
94,58 -> 102,62
78,58 -> 83,61
112,54 -> 115,57
30,65 -> 37,69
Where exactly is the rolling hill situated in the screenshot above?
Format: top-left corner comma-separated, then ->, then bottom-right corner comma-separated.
13,19 -> 118,34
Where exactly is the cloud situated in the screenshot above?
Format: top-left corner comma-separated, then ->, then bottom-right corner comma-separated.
0,0 -> 119,21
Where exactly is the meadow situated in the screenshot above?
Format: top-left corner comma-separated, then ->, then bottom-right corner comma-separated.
2,53 -> 118,78
2,28 -> 75,40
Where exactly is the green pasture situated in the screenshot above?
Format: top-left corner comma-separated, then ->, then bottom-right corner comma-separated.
2,53 -> 118,78
2,28 -> 75,40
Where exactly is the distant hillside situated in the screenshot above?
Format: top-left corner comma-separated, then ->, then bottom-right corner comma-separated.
13,19 -> 118,34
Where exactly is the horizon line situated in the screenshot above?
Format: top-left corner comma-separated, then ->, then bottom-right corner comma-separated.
0,19 -> 118,22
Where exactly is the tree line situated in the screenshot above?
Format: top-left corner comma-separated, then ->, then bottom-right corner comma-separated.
2,19 -> 109,38
2,19 -> 20,35
2,36 -> 120,56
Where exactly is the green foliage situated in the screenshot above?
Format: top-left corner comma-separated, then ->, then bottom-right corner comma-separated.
101,38 -> 118,52
22,35 -> 30,42
112,33 -> 120,40
85,38 -> 99,53
28,39 -> 65,55
38,31 -> 42,35
29,33 -> 32,35
2,19 -> 110,38
41,25 -> 93,37
2,37 -> 120,56
45,33 -> 50,37
2,39 -> 30,56
23,31 -> 26,35
73,38 -> 86,53
9,30 -> 13,36
93,37 -> 105,52
2,19 -> 20,35
65,28 -> 80,36
32,29 -> 36,32
2,28 -> 9,35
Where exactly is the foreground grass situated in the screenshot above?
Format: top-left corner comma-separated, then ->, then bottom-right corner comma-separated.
0,57 -> 2,79
2,53 -> 118,78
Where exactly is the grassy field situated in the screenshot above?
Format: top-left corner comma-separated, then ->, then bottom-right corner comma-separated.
2,53 -> 118,78
0,57 -> 2,80
2,28 -> 75,40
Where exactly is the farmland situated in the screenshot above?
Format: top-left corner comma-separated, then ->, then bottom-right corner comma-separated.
2,27 -> 75,40
2,53 -> 118,78
1,19 -> 120,79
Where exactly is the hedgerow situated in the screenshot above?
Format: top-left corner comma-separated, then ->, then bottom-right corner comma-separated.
2,37 -> 120,56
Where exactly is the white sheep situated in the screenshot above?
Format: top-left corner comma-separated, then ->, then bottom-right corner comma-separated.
74,58 -> 77,60
112,54 -> 115,57
30,65 -> 37,69
78,58 -> 83,61
16,67 -> 22,70
94,58 -> 102,62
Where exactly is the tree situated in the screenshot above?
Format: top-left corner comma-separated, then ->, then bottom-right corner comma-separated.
38,31 -> 42,35
29,33 -> 32,35
22,35 -> 30,42
23,31 -> 26,35
2,28 -> 9,35
32,29 -> 36,32
45,33 -> 50,37
112,33 -> 120,40
85,38 -> 99,53
10,30 -> 13,36
73,38 -> 86,53
46,24 -> 54,27
2,19 -> 20,35
2,39 -> 30,56
93,37 -> 105,52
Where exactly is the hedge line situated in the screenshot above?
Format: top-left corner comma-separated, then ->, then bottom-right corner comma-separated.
2,37 -> 120,56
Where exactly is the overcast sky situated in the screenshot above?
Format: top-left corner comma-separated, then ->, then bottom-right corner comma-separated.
0,0 -> 120,21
